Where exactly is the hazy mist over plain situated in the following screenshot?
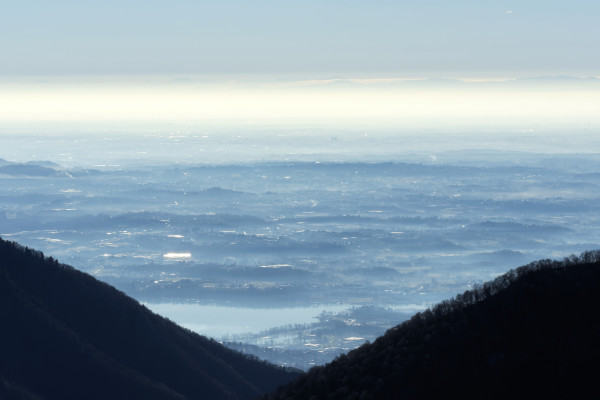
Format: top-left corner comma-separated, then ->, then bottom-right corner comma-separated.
1,74 -> 599,167
2,0 -> 599,369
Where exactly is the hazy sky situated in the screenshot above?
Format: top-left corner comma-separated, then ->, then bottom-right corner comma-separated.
1,1 -> 598,128
2,0 -> 599,78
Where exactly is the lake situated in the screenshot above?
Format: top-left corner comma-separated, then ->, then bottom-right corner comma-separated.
145,303 -> 351,338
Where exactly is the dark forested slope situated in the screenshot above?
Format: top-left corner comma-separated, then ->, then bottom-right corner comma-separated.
264,252 -> 600,399
0,237 -> 298,400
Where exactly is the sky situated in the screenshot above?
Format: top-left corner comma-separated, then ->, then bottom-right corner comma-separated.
0,1 -> 599,127
2,0 -> 599,77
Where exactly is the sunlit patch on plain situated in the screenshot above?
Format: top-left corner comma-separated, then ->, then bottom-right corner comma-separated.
163,252 -> 192,259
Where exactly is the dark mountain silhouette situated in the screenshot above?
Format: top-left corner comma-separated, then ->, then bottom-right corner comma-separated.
0,237 -> 299,400
263,252 -> 600,399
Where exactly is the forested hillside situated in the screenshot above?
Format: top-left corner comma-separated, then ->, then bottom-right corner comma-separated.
263,252 -> 600,399
3,235 -> 599,400
0,237 -> 298,400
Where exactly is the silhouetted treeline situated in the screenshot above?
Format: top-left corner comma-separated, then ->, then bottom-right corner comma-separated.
263,251 -> 600,399
0,237 -> 298,400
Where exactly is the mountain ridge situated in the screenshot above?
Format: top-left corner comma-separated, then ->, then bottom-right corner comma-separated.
0,237 -> 298,400
263,251 -> 600,399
